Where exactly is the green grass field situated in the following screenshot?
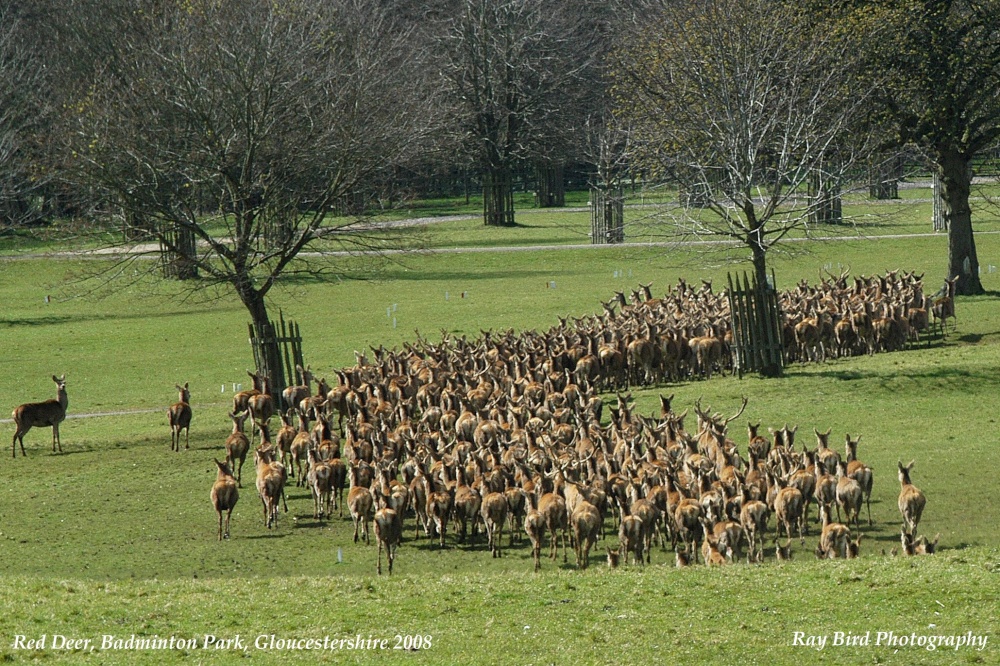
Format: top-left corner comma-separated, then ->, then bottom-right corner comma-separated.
1,195 -> 999,664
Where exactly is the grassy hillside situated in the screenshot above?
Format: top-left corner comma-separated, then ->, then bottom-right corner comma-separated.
1,201 -> 999,664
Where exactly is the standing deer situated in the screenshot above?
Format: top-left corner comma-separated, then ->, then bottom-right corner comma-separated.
12,374 -> 68,457
168,383 -> 192,452
210,459 -> 239,540
897,460 -> 926,538
225,411 -> 251,487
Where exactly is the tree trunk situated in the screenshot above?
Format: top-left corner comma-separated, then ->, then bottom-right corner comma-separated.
937,150 -> 984,295
535,161 -> 565,208
808,171 -> 842,225
483,164 -> 515,226
240,286 -> 284,397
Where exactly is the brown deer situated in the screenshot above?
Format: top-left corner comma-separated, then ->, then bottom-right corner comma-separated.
225,411 -> 251,487
845,434 -> 874,526
619,514 -> 646,566
210,459 -> 239,540
773,481 -> 805,545
348,462 -> 374,544
12,374 -> 68,457
373,492 -> 402,575
305,450 -> 333,520
524,504 -> 546,571
167,383 -> 192,452
897,460 -> 926,538
570,500 -> 602,570
253,446 -> 286,530
481,491 -> 508,558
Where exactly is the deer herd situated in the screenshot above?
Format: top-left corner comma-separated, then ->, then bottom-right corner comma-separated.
10,270 -> 951,574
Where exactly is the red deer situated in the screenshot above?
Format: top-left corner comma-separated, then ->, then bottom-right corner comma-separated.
12,374 -> 68,457
282,364 -> 313,412
773,481 -> 805,545
305,450 -> 333,519
210,459 -> 239,540
253,446 -> 286,530
739,495 -> 769,563
373,492 -> 402,575
538,490 -> 568,562
426,483 -> 454,549
845,434 -> 874,526
814,513 -> 851,559
481,491 -> 508,558
835,461 -> 862,530
570,501 -> 601,570
232,370 -> 263,413
290,411 -> 312,486
775,539 -> 793,561
348,462 -> 374,544
524,504 -> 546,571
701,533 -> 729,566
619,514 -> 645,566
225,411 -> 250,487
275,409 -> 297,472
168,383 -> 192,452
248,375 -> 275,447
897,460 -> 926,538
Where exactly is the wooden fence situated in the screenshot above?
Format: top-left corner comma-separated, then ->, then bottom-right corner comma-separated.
248,311 -> 304,403
727,271 -> 784,378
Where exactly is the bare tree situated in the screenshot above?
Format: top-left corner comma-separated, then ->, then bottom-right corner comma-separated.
0,3 -> 48,226
612,0 -> 879,286
61,0 -> 436,383
435,0 -> 596,226
871,0 -> 1000,296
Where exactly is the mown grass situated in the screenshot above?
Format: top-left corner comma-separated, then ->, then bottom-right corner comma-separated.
1,200 -> 1000,664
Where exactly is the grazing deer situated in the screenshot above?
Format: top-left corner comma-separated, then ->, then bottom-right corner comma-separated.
12,374 -> 68,457
225,411 -> 251,487
606,546 -> 620,569
897,460 -> 926,538
775,539 -> 793,561
210,459 -> 239,540
168,383 -> 192,452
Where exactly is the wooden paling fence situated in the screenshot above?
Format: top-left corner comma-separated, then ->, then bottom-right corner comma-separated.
248,311 -> 304,402
727,271 -> 784,378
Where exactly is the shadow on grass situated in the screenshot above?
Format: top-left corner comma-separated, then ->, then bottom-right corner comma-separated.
1,308 -> 229,329
794,364 -> 1000,383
